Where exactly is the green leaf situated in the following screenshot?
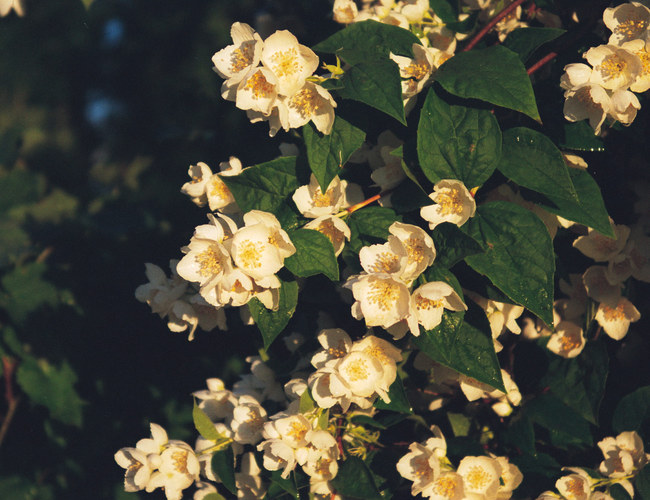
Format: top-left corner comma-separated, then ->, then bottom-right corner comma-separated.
202,494 -> 227,500
330,457 -> 383,499
558,120 -> 606,152
0,476 -> 54,500
284,229 -> 339,281
448,412 -> 471,437
0,170 -> 44,214
498,127 -> 578,202
613,386 -> 650,435
350,415 -> 387,430
429,0 -> 457,23
413,303 -> 505,392
636,464 -> 650,500
347,206 -> 401,253
299,387 -> 316,413
249,279 -> 299,349
374,374 -> 412,413
417,86 -> 502,187
391,178 -> 433,214
211,446 -> 236,495
502,415 -> 536,456
302,117 -> 366,193
192,401 -> 222,441
313,19 -> 420,64
502,27 -> 565,62
0,262 -> 62,324
540,340 -> 608,425
436,45 -> 540,121
222,157 -> 300,214
430,223 -> 484,268
464,201 -> 555,325
263,470 -> 298,499
534,168 -> 614,238
16,357 -> 84,427
610,483 -> 633,500
338,61 -> 406,125
0,219 -> 30,267
525,393 -> 593,449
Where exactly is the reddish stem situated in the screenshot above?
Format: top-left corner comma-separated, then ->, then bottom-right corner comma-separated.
346,188 -> 394,214
336,417 -> 345,459
463,0 -> 527,52
0,357 -> 19,448
527,51 -> 558,75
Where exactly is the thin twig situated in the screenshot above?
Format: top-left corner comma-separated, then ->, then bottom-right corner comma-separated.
0,357 -> 19,448
345,188 -> 394,215
463,0 -> 526,52
527,51 -> 558,75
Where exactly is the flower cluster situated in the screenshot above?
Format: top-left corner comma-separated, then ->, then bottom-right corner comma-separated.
344,220 -> 467,338
180,157 -> 243,214
397,426 -> 523,499
212,22 -> 336,136
537,431 -> 649,500
561,1 -> 650,134
293,174 -> 363,256
420,179 -> 477,230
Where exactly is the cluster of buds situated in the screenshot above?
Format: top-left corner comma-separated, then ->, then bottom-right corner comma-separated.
537,431 -> 649,500
212,22 -> 337,136
561,2 -> 650,134
343,221 -> 469,338
397,425 -> 523,499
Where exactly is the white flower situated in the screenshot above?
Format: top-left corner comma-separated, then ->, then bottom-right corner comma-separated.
261,30 -> 319,97
456,456 -> 502,499
420,179 -> 476,230
623,39 -> 650,92
293,174 -> 361,218
181,162 -> 213,206
234,356 -> 286,403
194,423 -> 238,482
603,2 -> 650,46
585,45 -> 642,91
311,328 -> 353,369
350,335 -> 402,398
594,296 -> 641,340
335,351 -> 386,399
235,452 -> 267,500
563,84 -> 612,135
114,447 -> 154,493
359,238 -> 407,276
176,230 -> 232,296
411,282 -> 467,333
388,222 -> 436,282
333,0 -> 359,23
598,431 -> 649,478
234,67 -> 279,116
582,266 -> 622,305
304,215 -> 351,256
609,89 -> 641,125
194,482 -> 218,500
546,320 -> 586,358
192,378 -> 237,422
344,273 -> 413,330
390,44 -> 436,98
0,0 -> 23,17
494,455 -> 523,499
285,82 -> 337,135
147,443 -> 200,500
212,23 -> 263,84
401,0 -> 430,23
396,441 -> 441,497
230,395 -> 268,445
555,467 -> 592,500
459,370 -> 521,417
573,224 -> 630,262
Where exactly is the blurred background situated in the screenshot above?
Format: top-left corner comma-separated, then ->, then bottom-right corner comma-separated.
0,1 -> 334,498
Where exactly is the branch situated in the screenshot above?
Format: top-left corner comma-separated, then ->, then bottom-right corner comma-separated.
463,0 -> 526,52
0,357 -> 19,449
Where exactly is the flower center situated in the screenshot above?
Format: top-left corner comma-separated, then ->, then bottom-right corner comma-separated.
615,19 -> 648,39
345,358 -> 369,382
435,189 -> 463,216
367,279 -> 400,311
209,176 -> 232,201
559,332 -> 582,352
230,43 -> 255,73
367,251 -> 400,274
600,54 -> 627,80
237,239 -> 264,269
405,237 -> 426,264
172,450 -> 189,474
405,61 -> 430,81
289,88 -> 321,119
317,219 -> 344,248
196,247 -> 224,277
466,465 -> 491,490
602,302 -> 626,321
415,295 -> 443,311
270,48 -> 301,77
434,476 -> 459,498
566,477 -> 586,497
244,70 -> 275,99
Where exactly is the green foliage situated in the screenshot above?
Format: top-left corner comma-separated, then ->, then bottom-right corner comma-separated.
613,386 -> 650,435
464,201 -> 555,325
330,456 -> 383,499
428,0 -> 457,23
430,223 -> 484,268
16,357 -> 84,427
417,86 -> 502,187
374,374 -> 412,414
347,206 -> 401,253
435,46 -> 541,121
502,28 -> 566,62
303,116 -> 366,192
525,393 -> 593,449
285,229 -> 339,281
498,127 -> 578,202
192,401 -> 222,441
636,465 -> 650,500
211,446 -> 237,495
249,279 -> 299,349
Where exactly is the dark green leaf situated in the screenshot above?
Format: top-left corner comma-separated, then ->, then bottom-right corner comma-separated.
446,10 -> 479,34
430,223 -> 484,268
540,340 -> 608,425
558,120 -> 606,152
330,457 -> 383,499
464,201 -> 555,325
390,178 -> 432,214
302,116 -> 366,192
534,168 -> 614,238
502,28 -> 565,62
263,470 -> 298,499
429,0 -> 457,23
436,46 -> 540,121
16,357 -> 84,427
610,483 -> 633,500
413,303 -> 505,392
347,206 -> 401,253
313,20 -> 420,64
249,279 -> 299,349
211,446 -> 236,495
284,229 -> 339,281
193,401 -> 222,441
374,374 -> 412,413
499,127 -> 578,201
502,415 -> 536,455
299,387 -> 316,413
613,386 -> 650,435
338,61 -> 406,125
0,476 -> 54,500
222,157 -> 300,214
417,86 -> 502,187
525,393 -> 593,449
448,412 -> 471,437
0,219 -> 30,267
0,170 -> 44,214
636,464 -> 650,500
350,415 -> 387,430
